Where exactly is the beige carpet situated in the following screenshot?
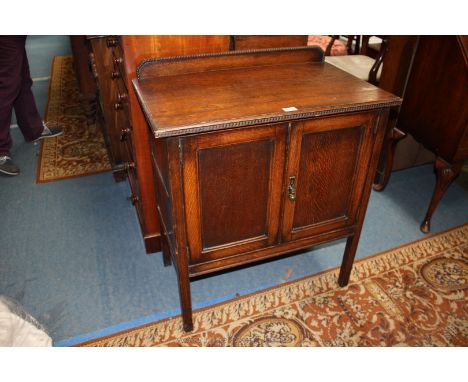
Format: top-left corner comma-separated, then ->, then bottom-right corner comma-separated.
78,223 -> 468,347
36,56 -> 111,183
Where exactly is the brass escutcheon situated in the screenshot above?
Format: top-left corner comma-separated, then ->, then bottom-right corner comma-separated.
288,176 -> 296,201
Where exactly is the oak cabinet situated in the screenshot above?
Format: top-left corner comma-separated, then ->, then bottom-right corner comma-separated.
134,47 -> 401,331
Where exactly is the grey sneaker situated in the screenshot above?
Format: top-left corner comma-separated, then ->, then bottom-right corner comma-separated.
33,124 -> 63,142
0,156 -> 20,176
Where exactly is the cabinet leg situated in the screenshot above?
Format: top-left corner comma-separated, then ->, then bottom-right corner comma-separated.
176,266 -> 193,332
162,251 -> 172,267
420,158 -> 462,233
112,168 -> 127,182
144,234 -> 162,254
373,127 -> 406,192
338,234 -> 360,287
161,235 -> 172,267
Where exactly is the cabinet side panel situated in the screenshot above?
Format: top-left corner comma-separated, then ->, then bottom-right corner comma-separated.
151,138 -> 176,254
198,140 -> 273,249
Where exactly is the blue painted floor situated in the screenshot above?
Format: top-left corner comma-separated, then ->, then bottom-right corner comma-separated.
1,36 -> 467,346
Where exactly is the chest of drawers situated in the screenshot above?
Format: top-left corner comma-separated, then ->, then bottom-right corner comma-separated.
134,47 -> 401,331
88,36 -> 129,181
87,35 -> 230,254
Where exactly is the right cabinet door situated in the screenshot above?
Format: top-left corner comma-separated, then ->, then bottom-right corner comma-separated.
282,112 -> 378,242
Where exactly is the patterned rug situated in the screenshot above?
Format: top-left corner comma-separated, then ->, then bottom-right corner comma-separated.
78,224 -> 468,347
36,56 -> 111,183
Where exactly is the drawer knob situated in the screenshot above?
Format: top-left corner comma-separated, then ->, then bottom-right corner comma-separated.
128,194 -> 139,205
124,161 -> 136,170
111,71 -> 121,79
114,102 -> 123,110
120,128 -> 131,141
117,92 -> 128,102
106,37 -> 119,48
114,57 -> 123,65
288,176 -> 296,201
89,53 -> 98,79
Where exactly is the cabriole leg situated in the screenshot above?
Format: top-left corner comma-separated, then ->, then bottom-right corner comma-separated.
420,158 -> 463,233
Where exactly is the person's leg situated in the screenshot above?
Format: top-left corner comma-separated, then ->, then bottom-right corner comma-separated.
0,36 -> 62,176
12,37 -> 44,142
0,36 -> 26,157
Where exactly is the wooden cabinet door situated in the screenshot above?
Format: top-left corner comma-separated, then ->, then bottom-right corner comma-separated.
181,124 -> 287,264
282,112 -> 377,241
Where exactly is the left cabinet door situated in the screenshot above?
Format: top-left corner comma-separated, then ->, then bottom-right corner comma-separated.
181,123 -> 287,264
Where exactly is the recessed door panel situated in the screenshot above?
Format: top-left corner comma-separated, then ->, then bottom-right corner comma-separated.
282,112 -> 377,241
293,126 -> 362,227
182,124 -> 287,264
199,139 -> 272,248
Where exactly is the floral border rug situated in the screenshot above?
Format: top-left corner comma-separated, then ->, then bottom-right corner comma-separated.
36,56 -> 111,183
79,223 -> 468,347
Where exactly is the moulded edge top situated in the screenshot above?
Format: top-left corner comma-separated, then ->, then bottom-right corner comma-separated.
131,76 -> 402,138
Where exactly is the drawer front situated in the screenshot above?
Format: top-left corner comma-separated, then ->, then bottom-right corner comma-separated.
126,160 -> 142,220
114,76 -> 132,134
282,112 -> 378,241
90,37 -> 127,166
122,127 -> 134,162
111,44 -> 127,90
112,65 -> 133,159
181,123 -> 287,264
119,121 -> 134,163
113,101 -> 132,163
